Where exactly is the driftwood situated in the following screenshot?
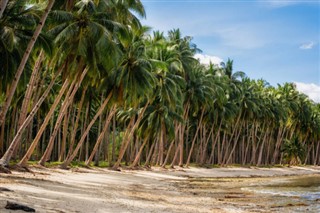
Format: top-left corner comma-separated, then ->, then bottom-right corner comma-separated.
5,201 -> 35,212
0,187 -> 12,192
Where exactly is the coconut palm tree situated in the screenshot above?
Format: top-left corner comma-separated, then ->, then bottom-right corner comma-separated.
0,0 -> 55,127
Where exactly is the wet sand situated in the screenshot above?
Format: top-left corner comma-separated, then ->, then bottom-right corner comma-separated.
0,166 -> 320,212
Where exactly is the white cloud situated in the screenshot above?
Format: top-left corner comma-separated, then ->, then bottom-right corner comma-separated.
295,82 -> 320,103
299,42 -> 315,50
194,53 -> 223,66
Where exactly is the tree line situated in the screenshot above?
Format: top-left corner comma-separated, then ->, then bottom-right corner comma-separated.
0,0 -> 319,172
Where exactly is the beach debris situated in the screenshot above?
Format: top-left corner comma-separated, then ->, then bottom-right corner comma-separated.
5,201 -> 35,212
0,187 -> 12,192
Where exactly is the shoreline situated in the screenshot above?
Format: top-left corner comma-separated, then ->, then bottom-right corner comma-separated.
1,166 -> 320,212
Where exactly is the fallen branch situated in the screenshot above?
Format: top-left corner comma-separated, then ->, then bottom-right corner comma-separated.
5,201 -> 35,212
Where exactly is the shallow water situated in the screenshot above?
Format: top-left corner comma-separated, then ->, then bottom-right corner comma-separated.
244,175 -> 320,212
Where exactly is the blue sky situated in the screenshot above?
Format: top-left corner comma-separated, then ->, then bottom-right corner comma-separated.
140,0 -> 320,102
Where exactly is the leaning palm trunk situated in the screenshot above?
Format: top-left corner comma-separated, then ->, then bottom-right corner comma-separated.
129,136 -> 149,168
161,126 -> 180,168
170,124 -> 182,168
0,66 -> 62,168
225,122 -> 243,165
38,68 -> 88,166
18,77 -> 70,167
185,108 -> 205,167
256,127 -> 269,166
144,141 -> 155,167
0,0 -> 55,126
66,86 -> 87,158
161,139 -> 175,168
58,106 -> 71,161
112,102 -> 149,170
60,92 -> 113,169
14,52 -> 45,155
179,102 -> 190,166
200,124 -> 215,164
85,105 -> 117,166
0,0 -> 9,19
272,126 -> 286,164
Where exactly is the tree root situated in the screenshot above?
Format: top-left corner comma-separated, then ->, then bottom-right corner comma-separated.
0,165 -> 11,174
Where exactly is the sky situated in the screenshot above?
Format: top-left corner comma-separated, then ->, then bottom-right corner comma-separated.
140,0 -> 320,102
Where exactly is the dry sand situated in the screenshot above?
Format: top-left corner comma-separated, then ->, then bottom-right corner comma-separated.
0,166 -> 320,213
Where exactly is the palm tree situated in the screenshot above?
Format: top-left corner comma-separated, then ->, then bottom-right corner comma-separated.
110,26 -> 156,170
281,136 -> 305,165
0,0 -> 55,127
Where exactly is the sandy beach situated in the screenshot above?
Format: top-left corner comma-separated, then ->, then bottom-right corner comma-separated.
1,166 -> 320,213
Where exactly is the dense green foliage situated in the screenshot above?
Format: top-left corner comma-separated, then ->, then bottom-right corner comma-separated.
0,0 -> 319,171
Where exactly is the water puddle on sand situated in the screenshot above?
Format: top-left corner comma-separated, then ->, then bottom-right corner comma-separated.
243,175 -> 320,212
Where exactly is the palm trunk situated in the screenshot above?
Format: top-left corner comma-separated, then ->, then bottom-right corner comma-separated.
18,76 -> 69,167
15,52 -> 44,147
130,136 -> 149,168
225,121 -> 243,165
162,126 -> 180,168
208,121 -> 222,164
185,108 -> 205,167
0,65 -> 62,168
60,92 -> 113,169
200,124 -> 214,164
158,121 -> 165,165
112,102 -> 149,169
66,88 -> 86,160
257,127 -> 269,166
111,114 -> 116,164
179,102 -> 190,166
169,124 -> 182,168
272,126 -> 286,165
58,108 -> 70,161
85,105 -> 117,166
0,0 -> 9,19
0,0 -> 55,126
38,68 -> 88,166
144,141 -> 155,167
314,141 -> 320,165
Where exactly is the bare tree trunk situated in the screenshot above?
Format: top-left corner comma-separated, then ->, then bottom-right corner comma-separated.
60,92 -> 113,168
158,121 -> 165,165
18,77 -> 70,167
15,52 -> 44,150
38,68 -> 88,166
112,102 -> 149,169
0,0 -> 9,19
58,107 -> 70,161
257,128 -> 269,166
130,136 -> 149,168
0,0 -> 55,127
0,66 -> 62,168
208,121 -> 222,164
110,114 -> 116,165
225,122 -> 243,165
200,124 -> 214,164
169,124 -> 182,168
179,103 -> 189,166
144,141 -> 155,167
315,141 -> 320,165
85,105 -> 117,166
186,108 -> 205,167
66,87 -> 87,158
272,127 -> 285,165
161,126 -> 180,168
